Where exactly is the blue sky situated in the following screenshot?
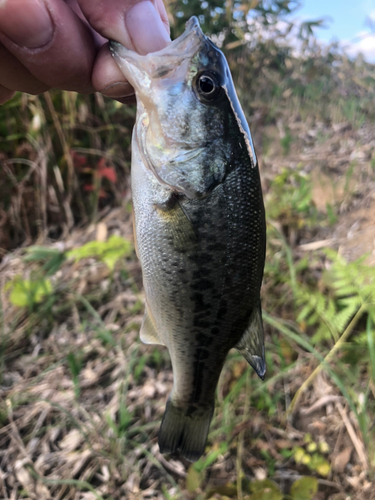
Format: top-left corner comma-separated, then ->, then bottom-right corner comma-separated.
296,0 -> 375,61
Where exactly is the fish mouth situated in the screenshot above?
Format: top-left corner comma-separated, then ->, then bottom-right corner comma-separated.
109,16 -> 205,82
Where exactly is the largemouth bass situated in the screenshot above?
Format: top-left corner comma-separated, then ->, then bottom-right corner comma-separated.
110,17 -> 266,462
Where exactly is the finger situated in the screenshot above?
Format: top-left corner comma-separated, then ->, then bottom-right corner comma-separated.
0,43 -> 50,94
116,94 -> 136,105
77,0 -> 171,54
65,0 -> 107,48
0,0 -> 96,93
155,0 -> 170,35
92,42 -> 135,97
0,84 -> 15,105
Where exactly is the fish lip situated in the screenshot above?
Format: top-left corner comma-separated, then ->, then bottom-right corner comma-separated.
109,16 -> 205,72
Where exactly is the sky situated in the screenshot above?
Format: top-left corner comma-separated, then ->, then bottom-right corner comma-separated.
296,0 -> 375,61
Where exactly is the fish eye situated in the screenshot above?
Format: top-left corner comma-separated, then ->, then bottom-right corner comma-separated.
199,75 -> 215,94
195,72 -> 222,101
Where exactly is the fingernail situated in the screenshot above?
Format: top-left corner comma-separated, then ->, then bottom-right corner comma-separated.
116,95 -> 137,105
101,82 -> 134,98
126,1 -> 170,55
0,0 -> 54,48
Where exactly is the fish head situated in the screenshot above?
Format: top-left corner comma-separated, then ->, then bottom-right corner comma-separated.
110,17 -> 256,198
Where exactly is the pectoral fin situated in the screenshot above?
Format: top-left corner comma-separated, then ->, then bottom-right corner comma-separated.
140,307 -> 164,346
132,208 -> 140,259
236,304 -> 266,380
156,195 -> 198,252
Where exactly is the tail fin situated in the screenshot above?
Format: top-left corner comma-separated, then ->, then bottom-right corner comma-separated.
158,399 -> 214,462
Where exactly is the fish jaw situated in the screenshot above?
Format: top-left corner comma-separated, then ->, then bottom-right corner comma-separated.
109,16 -> 204,94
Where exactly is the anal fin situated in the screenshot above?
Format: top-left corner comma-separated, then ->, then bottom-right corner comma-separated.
140,307 -> 164,346
236,303 -> 266,380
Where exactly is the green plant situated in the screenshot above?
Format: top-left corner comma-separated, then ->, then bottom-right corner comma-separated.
292,434 -> 330,476
6,276 -> 53,311
24,247 -> 66,275
263,247 -> 375,463
67,235 -> 132,270
280,127 -> 293,155
290,476 -> 318,500
67,351 -> 83,399
266,166 -> 318,230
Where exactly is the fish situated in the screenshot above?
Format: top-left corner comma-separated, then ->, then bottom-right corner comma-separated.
110,16 -> 266,462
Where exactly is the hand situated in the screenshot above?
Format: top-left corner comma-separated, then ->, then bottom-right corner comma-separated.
0,0 -> 170,104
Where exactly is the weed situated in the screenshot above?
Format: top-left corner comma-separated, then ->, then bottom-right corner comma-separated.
266,166 -> 318,234
6,276 -> 53,312
67,351 -> 83,398
67,234 -> 132,270
326,202 -> 338,225
280,127 -> 293,155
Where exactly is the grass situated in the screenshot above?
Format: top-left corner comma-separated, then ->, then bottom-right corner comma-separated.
1,161 -> 375,498
1,27 -> 375,500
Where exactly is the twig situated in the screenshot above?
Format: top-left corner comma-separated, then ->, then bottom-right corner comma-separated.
336,402 -> 368,471
155,452 -> 187,479
300,395 -> 343,415
287,303 -> 367,416
27,466 -> 106,500
236,370 -> 251,500
273,472 -> 343,491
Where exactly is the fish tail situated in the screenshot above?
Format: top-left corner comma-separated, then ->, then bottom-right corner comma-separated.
158,398 -> 214,462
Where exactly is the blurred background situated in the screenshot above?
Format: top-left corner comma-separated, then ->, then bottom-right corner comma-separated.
1,1 -> 375,499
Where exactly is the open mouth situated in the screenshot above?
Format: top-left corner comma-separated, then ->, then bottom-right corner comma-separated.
109,16 -> 205,80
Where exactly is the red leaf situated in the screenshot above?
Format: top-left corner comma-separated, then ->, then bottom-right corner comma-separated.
99,167 -> 117,183
97,158 -> 107,171
71,151 -> 87,169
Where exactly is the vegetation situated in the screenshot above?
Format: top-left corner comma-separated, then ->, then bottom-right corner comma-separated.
1,1 -> 375,499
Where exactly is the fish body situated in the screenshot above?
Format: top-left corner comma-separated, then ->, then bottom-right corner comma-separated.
110,17 -> 266,462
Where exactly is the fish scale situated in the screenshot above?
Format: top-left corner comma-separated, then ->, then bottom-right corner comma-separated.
111,16 -> 266,461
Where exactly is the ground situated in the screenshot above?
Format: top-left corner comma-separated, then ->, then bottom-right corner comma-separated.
1,100 -> 375,500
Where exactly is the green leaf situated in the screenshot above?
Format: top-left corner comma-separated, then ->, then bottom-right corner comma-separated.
186,464 -> 203,492
250,479 -> 282,494
67,352 -> 82,378
309,454 -> 330,476
24,246 -> 66,275
290,477 -> 318,500
248,479 -> 283,500
101,248 -> 125,270
8,278 -> 52,308
195,442 -> 227,472
205,484 -> 237,498
67,235 -> 132,270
